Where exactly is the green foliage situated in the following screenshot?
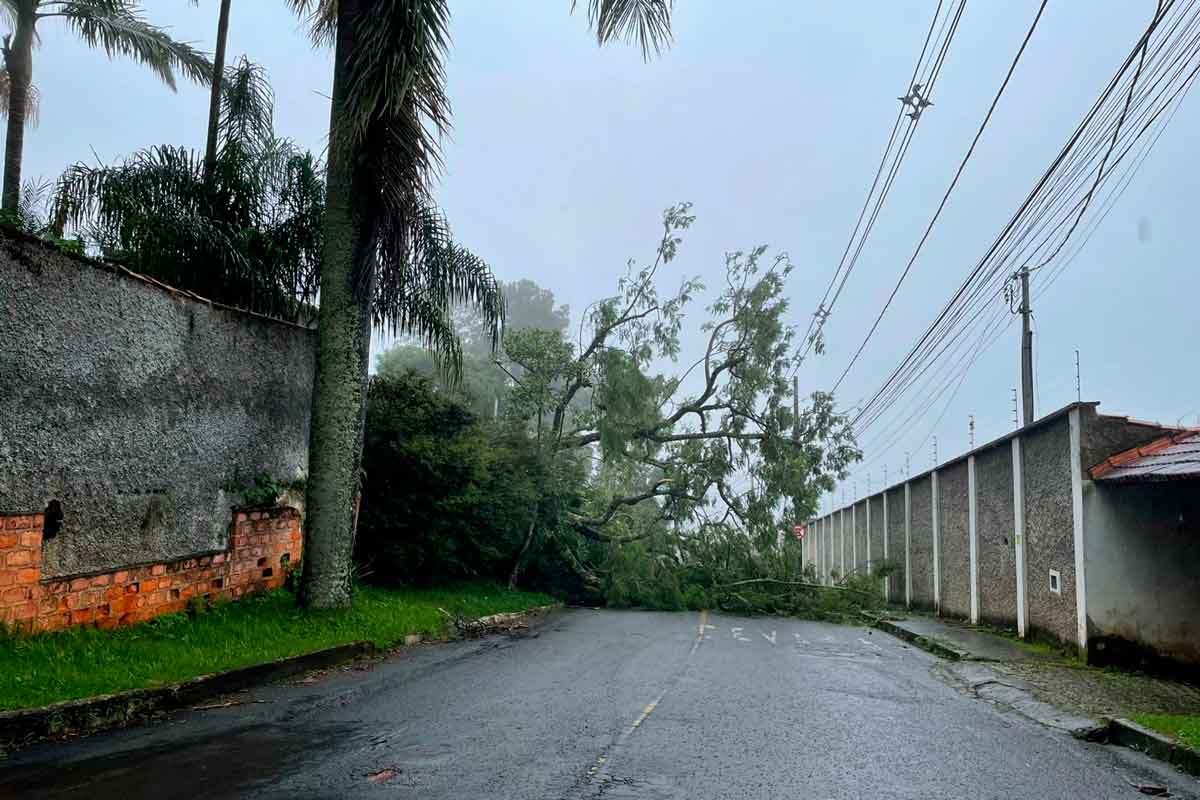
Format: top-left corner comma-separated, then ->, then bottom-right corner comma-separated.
355,371 -> 588,592
224,469 -> 302,509
0,583 -> 553,711
54,60 -> 325,324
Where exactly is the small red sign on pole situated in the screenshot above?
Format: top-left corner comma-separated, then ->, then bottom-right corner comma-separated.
793,524 -> 806,540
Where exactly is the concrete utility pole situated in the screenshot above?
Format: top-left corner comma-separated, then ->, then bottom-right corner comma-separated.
1011,388 -> 1019,429
1074,349 -> 1081,402
969,415 -> 975,448
1019,265 -> 1035,426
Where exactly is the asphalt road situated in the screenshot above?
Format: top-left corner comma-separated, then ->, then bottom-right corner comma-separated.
2,608 -> 1197,799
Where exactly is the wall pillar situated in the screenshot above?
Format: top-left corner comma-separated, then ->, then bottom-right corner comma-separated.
1012,437 -> 1028,638
839,509 -> 846,578
932,470 -> 941,615
1069,408 -> 1088,653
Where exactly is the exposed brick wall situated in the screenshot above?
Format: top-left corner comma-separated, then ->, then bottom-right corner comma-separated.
0,508 -> 302,633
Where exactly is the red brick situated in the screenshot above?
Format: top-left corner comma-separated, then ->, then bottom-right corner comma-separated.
11,602 -> 35,620
112,571 -> 129,584
212,553 -> 226,565
2,586 -> 31,603
7,517 -> 30,530
104,586 -> 124,602
15,568 -> 38,583
95,616 -> 119,630
0,572 -> 14,588
69,608 -> 95,625
0,533 -> 17,549
125,582 -> 140,594
69,578 -> 90,591
151,564 -> 166,576
6,550 -> 32,567
19,532 -> 41,548
90,574 -> 111,587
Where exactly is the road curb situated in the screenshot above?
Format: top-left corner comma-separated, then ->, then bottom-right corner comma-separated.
1107,717 -> 1200,778
0,641 -> 375,752
0,603 -> 560,751
874,618 -> 967,661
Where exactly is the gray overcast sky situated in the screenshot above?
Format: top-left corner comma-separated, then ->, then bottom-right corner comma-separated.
25,1 -> 1200,506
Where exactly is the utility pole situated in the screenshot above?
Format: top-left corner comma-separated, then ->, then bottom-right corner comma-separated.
1019,265 -> 1035,426
1011,388 -> 1019,429
932,436 -> 938,467
905,452 -> 910,478
793,375 -> 800,441
969,415 -> 975,448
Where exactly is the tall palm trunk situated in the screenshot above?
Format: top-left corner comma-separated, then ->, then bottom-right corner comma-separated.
2,4 -> 35,213
300,0 -> 375,609
202,0 -> 233,183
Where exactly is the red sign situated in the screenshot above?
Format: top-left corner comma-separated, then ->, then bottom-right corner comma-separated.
792,524 -> 806,540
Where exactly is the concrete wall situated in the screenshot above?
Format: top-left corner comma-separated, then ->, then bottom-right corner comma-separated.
974,443 -> 1017,626
886,490 -> 906,604
821,402 -> 1197,662
1084,481 -> 1200,667
1020,414 -> 1077,645
868,494 -> 885,576
938,460 -> 971,619
854,500 -> 868,576
908,475 -> 934,609
0,232 -> 316,578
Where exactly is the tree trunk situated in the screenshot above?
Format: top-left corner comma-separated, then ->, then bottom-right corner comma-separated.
508,517 -> 537,590
202,0 -> 232,183
299,0 -> 375,609
2,6 -> 35,214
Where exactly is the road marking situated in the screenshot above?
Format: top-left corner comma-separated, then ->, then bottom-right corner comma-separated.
582,610 -> 708,794
731,627 -> 750,642
762,630 -> 777,645
630,702 -> 658,730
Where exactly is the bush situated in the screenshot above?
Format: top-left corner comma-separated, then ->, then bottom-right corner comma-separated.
355,371 -> 589,594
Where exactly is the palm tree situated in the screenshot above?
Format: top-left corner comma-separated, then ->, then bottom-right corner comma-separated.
285,0 -> 674,608
202,0 -> 232,183
0,0 -> 211,212
54,59 -> 324,321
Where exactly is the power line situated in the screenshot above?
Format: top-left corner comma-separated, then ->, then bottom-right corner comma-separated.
849,0 -> 1197,440
830,0 -> 1049,394
793,0 -> 965,374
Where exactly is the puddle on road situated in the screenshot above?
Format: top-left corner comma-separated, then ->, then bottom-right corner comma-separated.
0,722 -> 355,800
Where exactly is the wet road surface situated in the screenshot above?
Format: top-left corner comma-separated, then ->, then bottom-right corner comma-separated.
2,608 -> 1197,799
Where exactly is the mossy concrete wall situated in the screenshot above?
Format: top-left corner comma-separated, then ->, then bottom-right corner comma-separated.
886,490 -> 906,603
974,442 -> 1017,626
0,232 -> 316,578
908,476 -> 934,609
937,460 -> 971,619
854,500 -> 868,576
867,494 -> 885,576
1021,415 -> 1077,645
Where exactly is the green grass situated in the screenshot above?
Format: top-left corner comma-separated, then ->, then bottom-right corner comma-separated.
0,583 -> 554,712
1132,714 -> 1200,751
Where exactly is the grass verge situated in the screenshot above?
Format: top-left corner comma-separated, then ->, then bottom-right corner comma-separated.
1132,714 -> 1200,751
0,583 -> 554,712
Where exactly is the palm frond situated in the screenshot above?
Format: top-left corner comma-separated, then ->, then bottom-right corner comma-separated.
0,68 -> 38,126
374,204 -> 504,379
52,1 -> 212,89
574,0 -> 674,60
283,0 -> 338,46
219,56 -> 274,155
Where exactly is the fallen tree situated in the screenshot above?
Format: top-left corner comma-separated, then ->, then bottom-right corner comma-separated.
499,204 -> 860,590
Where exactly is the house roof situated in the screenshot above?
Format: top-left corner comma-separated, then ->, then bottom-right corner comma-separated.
1090,430 -> 1200,482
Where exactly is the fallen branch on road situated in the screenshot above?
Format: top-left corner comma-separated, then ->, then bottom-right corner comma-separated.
715,578 -> 874,598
